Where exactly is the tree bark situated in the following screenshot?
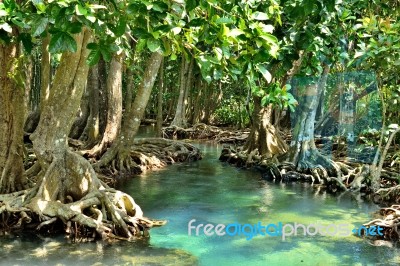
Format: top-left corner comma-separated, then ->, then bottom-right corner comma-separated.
171,56 -> 190,128
244,98 -> 287,157
30,29 -> 92,177
81,66 -> 100,145
95,52 -> 164,170
84,53 -> 124,158
98,58 -> 108,138
40,35 -> 51,114
24,36 -> 51,133
285,64 -> 335,178
0,40 -> 27,193
156,58 -> 164,137
69,86 -> 90,139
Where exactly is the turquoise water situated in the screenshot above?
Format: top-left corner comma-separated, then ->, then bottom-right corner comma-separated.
120,142 -> 399,265
1,141 -> 400,265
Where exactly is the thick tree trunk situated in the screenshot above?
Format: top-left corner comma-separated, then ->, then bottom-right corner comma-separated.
244,98 -> 287,158
24,36 -> 51,133
125,67 -> 134,114
156,58 -> 164,137
0,30 -> 158,240
0,41 -> 27,193
190,78 -> 203,124
84,54 -> 124,158
171,56 -> 190,128
40,35 -> 51,114
69,86 -> 90,139
98,58 -> 108,138
30,29 -> 92,180
95,52 -> 164,170
284,64 -> 337,182
81,66 -> 100,145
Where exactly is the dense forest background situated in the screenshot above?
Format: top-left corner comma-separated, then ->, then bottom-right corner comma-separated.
0,0 -> 399,241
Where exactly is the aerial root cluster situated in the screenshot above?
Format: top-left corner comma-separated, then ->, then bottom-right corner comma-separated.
95,138 -> 202,177
0,187 -> 166,241
163,123 -> 249,144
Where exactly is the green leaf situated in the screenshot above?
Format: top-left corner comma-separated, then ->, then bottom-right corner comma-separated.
215,17 -> 234,24
31,17 -> 48,36
87,49 -> 101,66
49,32 -> 77,53
186,0 -> 197,12
252,12 -> 268,21
259,33 -> 278,45
75,4 -> 88,16
132,28 -> 151,39
101,49 -> 112,62
67,22 -> 82,34
152,2 -> 168,12
113,18 -> 127,37
154,24 -> 172,33
86,42 -> 98,50
213,47 -> 222,61
256,64 -> 272,83
147,38 -> 161,52
228,28 -> 245,37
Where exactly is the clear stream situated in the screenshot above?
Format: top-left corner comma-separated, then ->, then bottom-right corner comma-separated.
1,136 -> 400,265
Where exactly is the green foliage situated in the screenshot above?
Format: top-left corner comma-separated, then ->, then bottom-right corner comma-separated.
214,97 -> 250,127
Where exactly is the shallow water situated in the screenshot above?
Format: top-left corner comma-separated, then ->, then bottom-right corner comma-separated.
1,140 -> 400,265
121,142 -> 399,265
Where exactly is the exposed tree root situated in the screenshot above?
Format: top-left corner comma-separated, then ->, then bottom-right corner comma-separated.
0,150 -> 166,241
163,123 -> 249,144
93,138 -> 202,177
363,205 -> 400,243
219,145 -> 398,194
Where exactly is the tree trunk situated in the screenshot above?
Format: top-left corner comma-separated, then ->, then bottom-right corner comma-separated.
84,53 -> 124,158
95,52 -> 164,170
81,66 -> 100,145
24,36 -> 51,133
191,78 -> 203,124
171,56 -> 190,128
0,40 -> 27,193
125,67 -> 134,114
69,86 -> 90,139
40,35 -> 51,114
98,58 -> 108,138
156,58 -> 164,137
0,30 -> 159,240
244,98 -> 287,157
284,64 -> 336,181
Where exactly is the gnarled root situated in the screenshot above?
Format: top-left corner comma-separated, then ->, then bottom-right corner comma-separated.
363,205 -> 400,242
163,123 -> 250,144
94,138 -> 202,177
0,151 -> 165,241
